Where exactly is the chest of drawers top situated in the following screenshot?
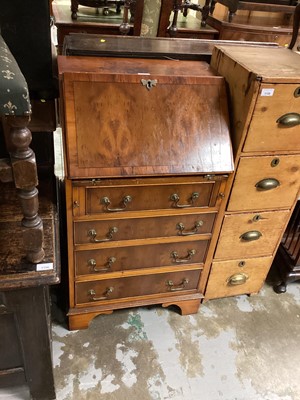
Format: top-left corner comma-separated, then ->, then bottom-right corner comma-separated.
212,46 -> 300,82
58,56 -> 233,179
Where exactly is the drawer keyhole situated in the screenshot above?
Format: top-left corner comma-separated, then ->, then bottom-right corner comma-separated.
294,87 -> 300,98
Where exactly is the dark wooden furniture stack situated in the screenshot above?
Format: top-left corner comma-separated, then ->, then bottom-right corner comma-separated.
70,0 -> 125,20
206,12 -> 298,45
0,1 -> 60,397
272,200 -> 300,293
53,0 -> 145,53
58,54 -> 234,330
205,45 -> 300,300
199,0 -> 300,45
0,179 -> 60,400
156,0 -> 219,38
208,0 -> 298,23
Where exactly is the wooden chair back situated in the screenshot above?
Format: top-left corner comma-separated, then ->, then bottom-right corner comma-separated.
288,2 -> 300,49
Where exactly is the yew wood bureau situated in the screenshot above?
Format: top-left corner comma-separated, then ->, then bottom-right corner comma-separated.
58,56 -> 233,330
205,46 -> 300,299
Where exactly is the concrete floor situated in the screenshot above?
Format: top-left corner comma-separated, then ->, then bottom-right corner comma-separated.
1,281 -> 300,400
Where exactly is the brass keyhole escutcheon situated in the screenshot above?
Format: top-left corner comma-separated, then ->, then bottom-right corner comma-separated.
294,87 -> 300,98
271,158 -> 280,167
141,79 -> 157,91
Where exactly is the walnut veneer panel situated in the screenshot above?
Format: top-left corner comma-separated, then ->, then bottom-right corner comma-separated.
75,239 -> 209,276
74,212 -> 215,244
75,269 -> 201,305
58,56 -> 233,178
71,176 -> 227,217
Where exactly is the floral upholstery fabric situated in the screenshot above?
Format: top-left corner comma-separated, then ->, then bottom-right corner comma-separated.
140,0 -> 162,37
0,35 -> 31,116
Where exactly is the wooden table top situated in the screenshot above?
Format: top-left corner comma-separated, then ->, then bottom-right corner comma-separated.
62,33 -> 278,61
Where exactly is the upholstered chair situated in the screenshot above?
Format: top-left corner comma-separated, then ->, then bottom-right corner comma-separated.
0,35 -> 44,264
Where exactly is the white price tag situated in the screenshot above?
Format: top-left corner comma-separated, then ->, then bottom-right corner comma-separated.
36,263 -> 54,272
261,88 -> 275,97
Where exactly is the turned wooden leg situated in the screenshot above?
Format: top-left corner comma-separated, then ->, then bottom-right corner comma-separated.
129,0 -> 137,23
71,0 -> 79,19
288,3 -> 300,49
5,115 -> 44,264
274,282 -> 287,294
201,0 -> 211,26
210,0 -> 217,14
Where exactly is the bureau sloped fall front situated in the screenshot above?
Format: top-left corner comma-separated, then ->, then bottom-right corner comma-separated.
58,56 -> 234,330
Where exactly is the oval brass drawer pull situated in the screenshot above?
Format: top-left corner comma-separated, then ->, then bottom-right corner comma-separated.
227,273 -> 248,286
170,192 -> 199,208
101,195 -> 132,212
255,178 -> 280,191
276,112 -> 300,127
88,227 -> 118,243
88,257 -> 116,272
88,287 -> 114,301
166,278 -> 189,292
171,249 -> 196,263
176,220 -> 204,236
240,230 -> 262,242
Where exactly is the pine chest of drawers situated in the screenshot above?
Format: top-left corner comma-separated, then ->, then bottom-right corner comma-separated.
205,46 -> 300,299
58,56 -> 233,330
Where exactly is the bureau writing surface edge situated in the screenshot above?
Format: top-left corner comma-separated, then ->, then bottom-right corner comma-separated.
58,56 -> 234,330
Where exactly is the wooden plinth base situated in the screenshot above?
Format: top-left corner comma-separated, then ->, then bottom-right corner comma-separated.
68,295 -> 202,330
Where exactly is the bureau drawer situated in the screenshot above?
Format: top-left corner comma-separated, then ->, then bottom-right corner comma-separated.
71,176 -> 227,216
205,256 -> 273,299
214,210 -> 290,260
75,270 -> 201,305
74,212 -> 216,244
243,84 -> 300,153
75,239 -> 209,276
227,155 -> 300,212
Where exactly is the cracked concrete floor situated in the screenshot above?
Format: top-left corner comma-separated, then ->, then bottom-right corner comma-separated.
51,282 -> 300,400
1,282 -> 300,400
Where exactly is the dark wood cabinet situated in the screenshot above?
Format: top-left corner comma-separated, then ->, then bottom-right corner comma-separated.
0,179 -> 60,399
272,200 -> 300,293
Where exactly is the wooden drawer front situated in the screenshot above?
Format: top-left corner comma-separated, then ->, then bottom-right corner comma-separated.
214,210 -> 290,260
74,212 -> 216,244
244,84 -> 300,152
75,239 -> 209,276
205,256 -> 273,299
75,270 -> 201,305
227,155 -> 300,212
85,180 -> 221,214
